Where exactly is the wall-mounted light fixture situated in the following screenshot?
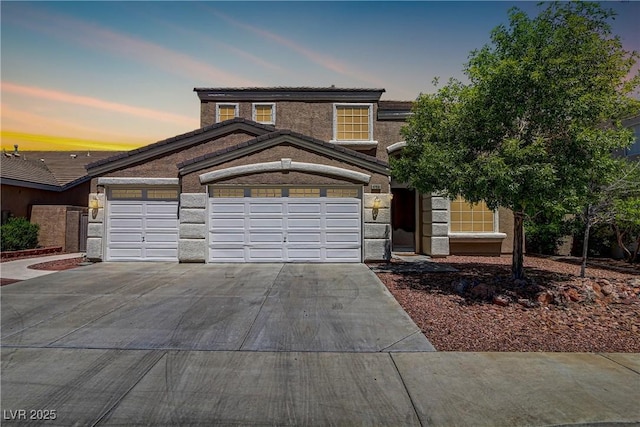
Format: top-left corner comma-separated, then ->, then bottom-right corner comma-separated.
372,196 -> 381,220
89,196 -> 100,218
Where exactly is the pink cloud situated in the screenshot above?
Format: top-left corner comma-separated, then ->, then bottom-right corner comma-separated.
3,82 -> 199,128
10,5 -> 261,87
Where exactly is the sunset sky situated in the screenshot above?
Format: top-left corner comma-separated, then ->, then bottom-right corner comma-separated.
2,1 -> 639,151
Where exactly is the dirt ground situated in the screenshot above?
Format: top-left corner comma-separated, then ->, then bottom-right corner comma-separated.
375,255 -> 640,352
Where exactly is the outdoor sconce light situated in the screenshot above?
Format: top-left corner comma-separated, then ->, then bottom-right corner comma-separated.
89,197 -> 100,218
372,197 -> 382,220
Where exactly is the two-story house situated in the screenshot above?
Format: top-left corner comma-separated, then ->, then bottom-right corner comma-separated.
84,87 -> 514,263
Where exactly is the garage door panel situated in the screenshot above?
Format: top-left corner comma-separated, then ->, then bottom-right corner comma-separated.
144,248 -> 179,259
249,248 -> 285,260
249,233 -> 283,243
326,248 -> 362,260
326,202 -> 360,214
110,204 -> 144,215
250,203 -> 283,214
287,218 -> 321,228
145,218 -> 178,229
209,248 -> 246,262
210,232 -> 244,243
211,218 -> 245,228
211,203 -> 246,214
109,218 -> 143,229
326,232 -> 360,243
287,232 -> 321,243
250,218 -> 283,228
108,248 -> 143,258
109,232 -> 143,243
326,218 -> 360,228
145,203 -> 177,215
287,203 -> 322,214
288,249 -> 322,261
145,233 -> 178,243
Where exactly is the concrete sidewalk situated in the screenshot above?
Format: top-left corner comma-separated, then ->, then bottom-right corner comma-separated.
2,349 -> 638,425
0,253 -> 83,281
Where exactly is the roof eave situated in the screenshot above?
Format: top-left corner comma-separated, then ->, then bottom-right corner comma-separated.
194,88 -> 386,103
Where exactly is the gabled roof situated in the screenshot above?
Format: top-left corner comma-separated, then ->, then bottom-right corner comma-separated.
178,129 -> 389,176
86,118 -> 275,176
1,151 -> 118,191
194,87 -> 386,103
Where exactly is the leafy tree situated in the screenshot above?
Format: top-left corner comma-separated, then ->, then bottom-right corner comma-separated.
612,195 -> 640,263
393,2 -> 639,279
578,158 -> 640,276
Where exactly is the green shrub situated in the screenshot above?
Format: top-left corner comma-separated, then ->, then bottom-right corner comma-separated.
525,213 -> 574,255
1,217 -> 39,251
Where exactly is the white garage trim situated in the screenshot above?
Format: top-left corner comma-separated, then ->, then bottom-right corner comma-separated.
199,159 -> 371,184
98,177 -> 179,186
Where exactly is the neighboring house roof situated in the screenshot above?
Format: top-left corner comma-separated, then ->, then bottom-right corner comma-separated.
178,129 -> 389,176
1,151 -> 119,191
378,100 -> 414,121
194,87 -> 386,102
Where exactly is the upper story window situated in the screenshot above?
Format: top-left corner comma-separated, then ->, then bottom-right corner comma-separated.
332,103 -> 376,147
449,196 -> 497,233
252,103 -> 276,125
216,103 -> 238,122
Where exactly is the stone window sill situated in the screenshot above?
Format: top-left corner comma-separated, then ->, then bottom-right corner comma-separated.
448,232 -> 507,242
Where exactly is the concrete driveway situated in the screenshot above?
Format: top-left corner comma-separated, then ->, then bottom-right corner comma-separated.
2,263 -> 639,426
1,263 -> 432,352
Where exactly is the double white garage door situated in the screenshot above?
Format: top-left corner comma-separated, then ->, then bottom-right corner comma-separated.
106,187 -> 362,263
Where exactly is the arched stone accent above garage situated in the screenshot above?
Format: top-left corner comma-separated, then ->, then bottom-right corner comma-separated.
199,159 -> 371,185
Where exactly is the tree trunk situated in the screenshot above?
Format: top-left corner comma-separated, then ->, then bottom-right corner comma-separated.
580,205 -> 592,278
613,224 -> 632,262
632,235 -> 640,264
512,211 -> 525,279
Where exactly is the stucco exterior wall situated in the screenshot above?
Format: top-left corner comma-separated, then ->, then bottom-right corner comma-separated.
90,133 -> 255,192
199,100 -> 403,162
182,144 -> 388,193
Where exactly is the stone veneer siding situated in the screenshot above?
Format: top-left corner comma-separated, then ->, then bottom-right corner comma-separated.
178,193 -> 207,263
86,192 -> 105,262
421,194 -> 450,257
363,193 -> 392,261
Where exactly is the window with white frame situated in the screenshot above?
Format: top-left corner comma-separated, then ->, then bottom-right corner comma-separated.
216,103 -> 238,122
252,103 -> 276,124
332,103 -> 374,144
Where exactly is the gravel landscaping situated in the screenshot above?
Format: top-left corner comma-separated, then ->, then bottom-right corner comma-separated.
375,255 -> 640,352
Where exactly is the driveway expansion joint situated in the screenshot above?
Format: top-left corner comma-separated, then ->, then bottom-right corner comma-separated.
598,353 -> 640,376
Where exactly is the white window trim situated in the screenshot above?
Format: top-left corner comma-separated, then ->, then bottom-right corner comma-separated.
447,199 -> 506,238
252,102 -> 276,125
331,103 -> 378,148
216,103 -> 239,123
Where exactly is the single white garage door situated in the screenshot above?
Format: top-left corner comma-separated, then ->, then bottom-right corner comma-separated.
106,188 -> 179,261
209,187 -> 362,263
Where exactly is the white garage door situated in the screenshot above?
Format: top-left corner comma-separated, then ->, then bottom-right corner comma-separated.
106,188 -> 179,261
209,187 -> 362,263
